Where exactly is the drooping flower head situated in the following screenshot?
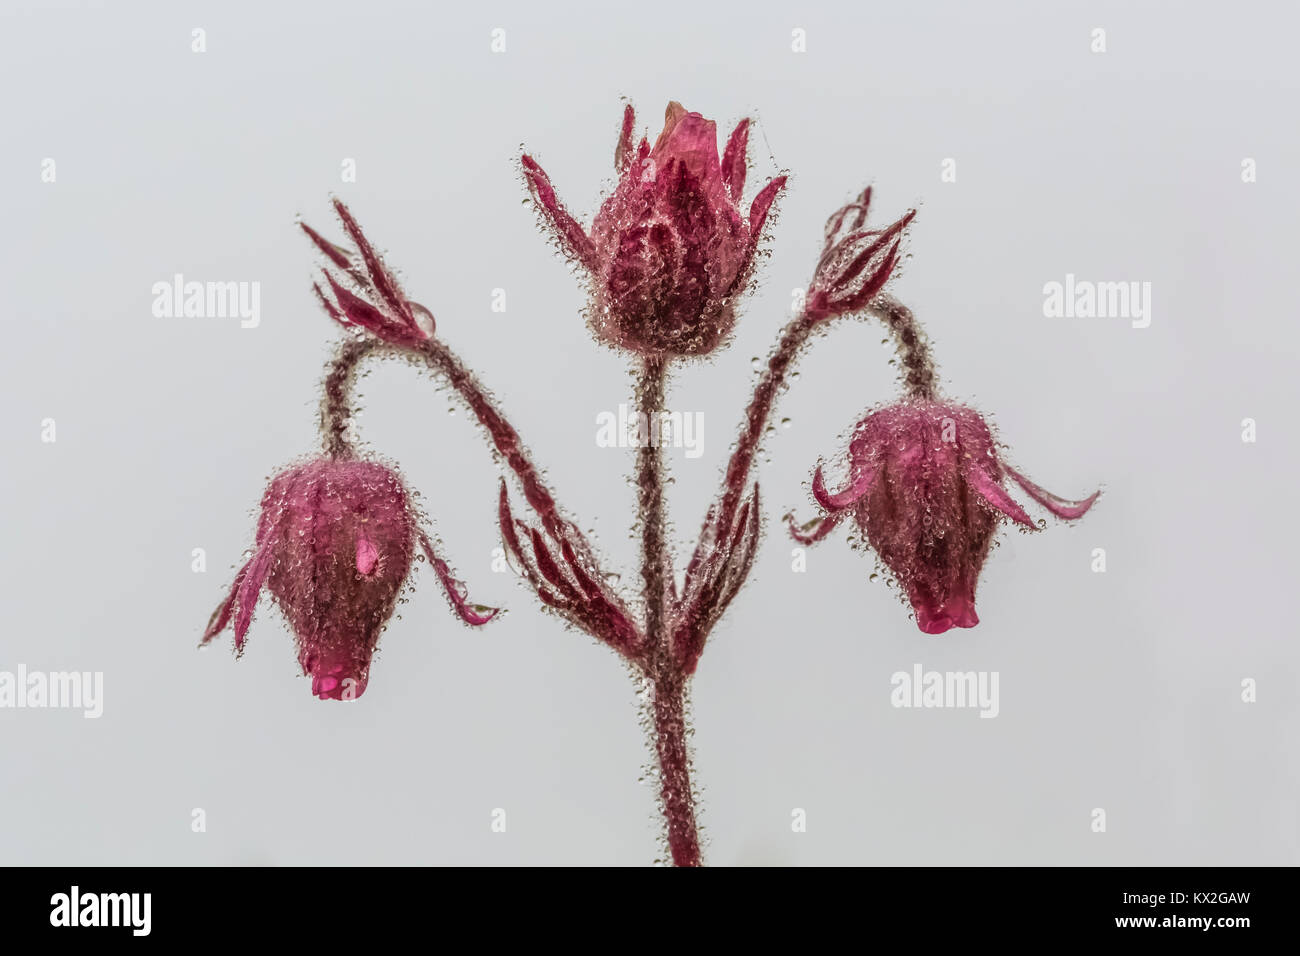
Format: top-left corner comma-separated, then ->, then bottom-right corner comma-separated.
522,102 -> 788,358
790,401 -> 1098,634
203,459 -> 496,699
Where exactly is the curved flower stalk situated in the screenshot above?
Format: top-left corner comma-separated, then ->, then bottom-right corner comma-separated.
678,188 -> 918,670
303,200 -> 641,663
199,100 -> 1097,866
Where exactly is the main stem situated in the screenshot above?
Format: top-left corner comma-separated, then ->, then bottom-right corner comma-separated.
636,357 -> 700,867
636,357 -> 670,654
319,289 -> 934,868
652,670 -> 698,866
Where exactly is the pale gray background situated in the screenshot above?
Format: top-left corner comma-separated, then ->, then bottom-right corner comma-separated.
2,0 -> 1297,865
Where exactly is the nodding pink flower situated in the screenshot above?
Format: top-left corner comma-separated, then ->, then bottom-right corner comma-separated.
522,101 -> 788,358
203,459 -> 497,700
302,200 -> 436,349
789,401 -> 1098,635
806,187 -> 916,322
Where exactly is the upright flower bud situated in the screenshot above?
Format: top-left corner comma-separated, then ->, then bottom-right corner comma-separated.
522,102 -> 787,358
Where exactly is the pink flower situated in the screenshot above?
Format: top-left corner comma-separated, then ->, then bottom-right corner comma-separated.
203,459 -> 497,699
789,401 -> 1098,634
522,102 -> 787,357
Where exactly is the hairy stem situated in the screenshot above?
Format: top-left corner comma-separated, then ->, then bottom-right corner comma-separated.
636,358 -> 671,649
634,357 -> 700,866
418,338 -> 568,537
699,314 -> 813,567
321,333 -> 572,541
871,293 -> 937,400
691,292 -> 936,573
652,671 -> 700,866
321,336 -> 384,458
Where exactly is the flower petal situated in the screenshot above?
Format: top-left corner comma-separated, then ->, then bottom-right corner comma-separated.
833,211 -> 915,292
520,154 -> 596,269
233,545 -> 274,650
724,174 -> 789,297
528,526 -> 582,600
912,588 -> 980,635
651,104 -> 720,187
418,531 -> 501,627
747,175 -> 787,238
822,186 -> 872,251
615,104 -> 635,172
355,531 -> 380,577
299,222 -> 353,270
202,557 -> 251,644
786,511 -> 844,545
1005,466 -> 1099,520
966,465 -> 1036,528
324,272 -> 403,341
332,200 -> 409,321
720,118 -> 750,201
812,462 -> 875,511
310,281 -> 349,331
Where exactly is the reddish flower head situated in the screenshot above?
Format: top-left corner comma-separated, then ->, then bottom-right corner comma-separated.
203,459 -> 497,699
522,102 -> 787,358
790,401 -> 1098,634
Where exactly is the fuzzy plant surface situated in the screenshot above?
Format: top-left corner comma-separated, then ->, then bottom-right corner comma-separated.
202,101 -> 1098,867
